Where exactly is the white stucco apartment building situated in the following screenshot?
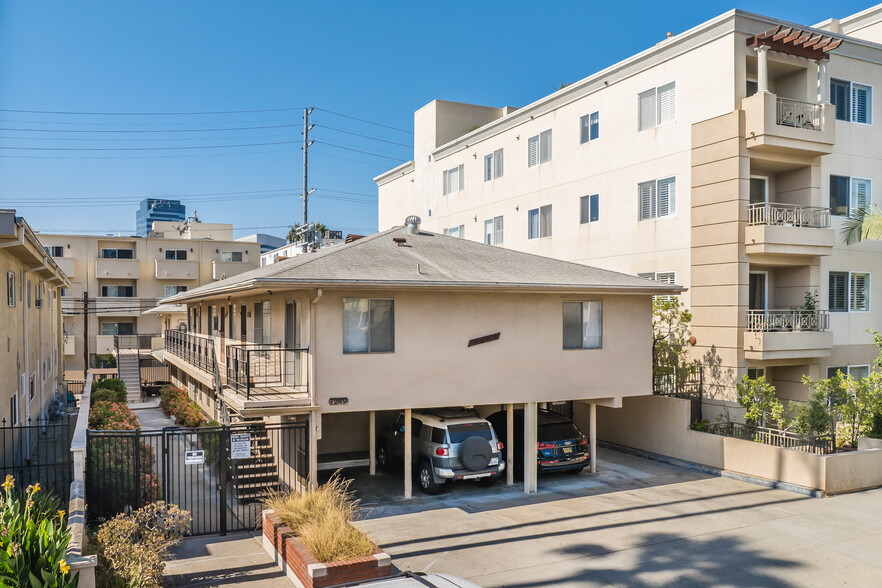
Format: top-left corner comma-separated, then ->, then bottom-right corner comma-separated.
376,6 -> 882,417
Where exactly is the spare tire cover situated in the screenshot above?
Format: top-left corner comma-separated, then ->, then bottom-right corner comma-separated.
459,436 -> 493,471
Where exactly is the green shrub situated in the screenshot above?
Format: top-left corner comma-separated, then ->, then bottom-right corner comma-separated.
690,419 -> 710,432
159,385 -> 206,428
90,378 -> 126,396
90,386 -> 126,406
88,401 -> 140,431
868,411 -> 882,439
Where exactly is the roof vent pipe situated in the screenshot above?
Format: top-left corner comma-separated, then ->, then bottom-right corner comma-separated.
404,215 -> 421,235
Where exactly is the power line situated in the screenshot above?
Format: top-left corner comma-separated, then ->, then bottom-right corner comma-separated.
316,124 -> 413,147
0,140 -> 298,151
313,141 -> 405,162
0,107 -> 305,116
314,108 -> 413,135
0,123 -> 298,133
314,187 -> 377,198
0,148 -> 293,160
311,149 -> 392,168
313,137 -> 410,159
3,185 -> 369,201
0,133 -> 291,142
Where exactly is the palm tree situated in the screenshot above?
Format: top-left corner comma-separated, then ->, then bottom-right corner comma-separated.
841,206 -> 882,245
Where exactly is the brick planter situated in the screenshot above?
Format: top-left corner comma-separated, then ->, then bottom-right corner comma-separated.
262,510 -> 391,588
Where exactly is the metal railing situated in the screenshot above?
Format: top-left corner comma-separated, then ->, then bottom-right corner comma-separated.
706,422 -> 831,455
746,309 -> 829,332
747,202 -> 831,228
164,330 -> 217,373
776,97 -> 822,130
226,344 -> 308,399
114,333 -> 161,351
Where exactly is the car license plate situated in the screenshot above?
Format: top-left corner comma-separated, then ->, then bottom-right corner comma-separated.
463,472 -> 492,480
563,447 -> 573,454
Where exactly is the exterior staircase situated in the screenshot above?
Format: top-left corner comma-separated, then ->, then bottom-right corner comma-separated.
116,349 -> 142,403
231,419 -> 281,502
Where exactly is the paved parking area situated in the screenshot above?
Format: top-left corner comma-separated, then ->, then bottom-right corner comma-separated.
352,449 -> 882,587
165,532 -> 290,587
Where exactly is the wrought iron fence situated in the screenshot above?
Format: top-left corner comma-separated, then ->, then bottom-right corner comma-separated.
140,357 -> 170,385
706,422 -> 831,455
776,97 -> 822,130
114,333 -> 161,351
746,309 -> 829,332
165,330 -> 217,373
654,368 -> 703,423
225,344 -> 308,398
65,380 -> 85,407
0,417 -> 73,502
747,202 -> 831,228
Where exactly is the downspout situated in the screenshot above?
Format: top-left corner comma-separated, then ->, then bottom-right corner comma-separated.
307,288 -> 322,489
308,288 -> 323,408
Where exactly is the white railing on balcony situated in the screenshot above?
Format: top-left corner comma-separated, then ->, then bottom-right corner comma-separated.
748,202 -> 831,228
776,97 -> 822,130
746,309 -> 829,332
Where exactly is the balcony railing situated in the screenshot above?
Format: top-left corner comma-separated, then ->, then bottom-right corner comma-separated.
706,422 -> 831,455
164,330 -> 216,373
776,97 -> 822,130
746,309 -> 829,332
747,202 -> 831,229
114,333 -> 161,351
226,344 -> 308,399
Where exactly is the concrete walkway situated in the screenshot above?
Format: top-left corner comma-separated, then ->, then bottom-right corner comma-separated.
129,397 -> 172,429
165,532 -> 290,587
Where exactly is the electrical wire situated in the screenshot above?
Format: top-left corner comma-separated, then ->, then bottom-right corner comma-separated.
312,137 -> 409,159
314,108 -> 413,134
0,148 -> 293,160
0,140 -> 298,151
0,123 -> 298,133
0,107 -> 305,116
310,149 -> 391,168
315,124 -> 413,148
313,141 -> 405,162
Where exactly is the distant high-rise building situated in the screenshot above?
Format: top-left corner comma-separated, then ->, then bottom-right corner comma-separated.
136,198 -> 185,237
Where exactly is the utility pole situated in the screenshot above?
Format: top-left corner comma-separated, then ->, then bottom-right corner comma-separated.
302,108 -> 315,252
82,291 -> 89,375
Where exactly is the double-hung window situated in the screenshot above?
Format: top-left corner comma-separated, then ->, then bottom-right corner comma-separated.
165,249 -> 188,261
483,149 -> 503,182
221,251 -> 243,262
164,285 -> 188,297
6,271 -> 14,307
829,271 -> 870,312
580,112 -> 599,143
443,225 -> 465,238
638,177 -> 676,220
830,175 -> 871,216
101,248 -> 134,259
831,79 -> 872,124
43,246 -> 64,257
527,130 -> 552,167
827,365 -> 870,379
638,82 -> 676,131
563,301 -> 603,349
101,322 -> 135,336
101,285 -> 134,297
342,298 -> 394,353
484,216 -> 504,245
442,164 -> 464,195
580,195 -> 599,224
528,205 -> 552,239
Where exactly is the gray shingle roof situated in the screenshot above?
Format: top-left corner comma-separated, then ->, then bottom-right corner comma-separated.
163,226 -> 683,303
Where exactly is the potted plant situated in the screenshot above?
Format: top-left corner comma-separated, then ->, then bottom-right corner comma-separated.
791,290 -> 817,332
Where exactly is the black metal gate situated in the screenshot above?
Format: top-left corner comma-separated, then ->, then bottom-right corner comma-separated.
0,417 -> 73,503
86,421 -> 308,535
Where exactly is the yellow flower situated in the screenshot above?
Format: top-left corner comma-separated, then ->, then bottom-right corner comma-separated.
59,560 -> 70,575
32,483 -> 40,493
2,475 -> 13,492
58,510 -> 66,519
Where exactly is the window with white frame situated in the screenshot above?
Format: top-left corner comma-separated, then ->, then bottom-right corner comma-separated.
164,285 -> 188,297
100,248 -> 134,259
342,298 -> 394,353
830,175 -> 871,216
29,373 -> 35,400
527,130 -> 552,167
100,322 -> 135,336
747,367 -> 765,380
43,246 -> 64,257
34,283 -> 42,308
528,205 -> 552,239
563,301 -> 603,349
638,82 -> 676,131
165,249 -> 188,260
7,271 -> 15,307
829,271 -> 869,312
101,285 -> 134,297
484,216 -> 504,245
483,149 -> 503,182
638,271 -> 676,301
580,112 -> 599,143
580,194 -> 599,224
638,177 -> 676,220
9,393 -> 18,426
827,365 -> 870,379
442,164 -> 464,195
443,225 -> 465,238
831,79 -> 872,124
221,251 -> 243,262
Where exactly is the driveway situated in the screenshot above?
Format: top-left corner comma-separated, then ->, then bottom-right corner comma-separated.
353,448 -> 882,587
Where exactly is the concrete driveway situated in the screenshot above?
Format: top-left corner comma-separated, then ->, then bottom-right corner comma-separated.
353,449 -> 882,587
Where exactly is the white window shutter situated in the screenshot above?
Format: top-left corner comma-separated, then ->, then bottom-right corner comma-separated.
853,83 -> 871,124
540,130 -> 552,163
852,178 -> 871,211
442,170 -> 449,196
494,149 -> 503,178
658,177 -> 675,217
484,154 -> 492,182
528,136 -> 539,166
639,181 -> 655,220
494,216 -> 504,245
638,89 -> 656,131
458,165 -> 464,191
851,273 -> 869,311
658,82 -> 676,124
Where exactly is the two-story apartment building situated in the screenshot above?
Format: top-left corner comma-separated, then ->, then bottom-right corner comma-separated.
158,217 -> 679,495
376,6 -> 882,418
0,210 -> 69,427
39,219 -> 260,382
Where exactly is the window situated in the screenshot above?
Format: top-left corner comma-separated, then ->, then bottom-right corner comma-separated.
638,177 -> 676,221
253,301 -> 271,344
638,271 -> 676,301
747,367 -> 765,380
442,164 -> 464,195
100,322 -> 135,335
431,427 -> 446,444
829,271 -> 870,312
164,285 -> 188,297
9,393 -> 18,426
580,194 -> 599,224
7,271 -> 15,307
43,246 -> 64,257
165,249 -> 188,261
34,284 -> 42,308
580,112 -> 599,143
527,129 -> 552,167
483,149 -> 503,182
342,298 -> 394,353
827,365 -> 871,379
29,374 -> 35,401
101,285 -> 135,297
26,280 -> 30,308
563,301 -> 603,349
831,79 -> 872,124
221,251 -> 243,262
484,216 -> 504,245
528,205 -> 552,239
443,225 -> 465,238
638,82 -> 676,130
830,175 -> 871,216
100,248 -> 134,259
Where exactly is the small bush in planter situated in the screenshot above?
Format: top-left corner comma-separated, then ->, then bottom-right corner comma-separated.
90,378 -> 126,397
90,386 -> 126,406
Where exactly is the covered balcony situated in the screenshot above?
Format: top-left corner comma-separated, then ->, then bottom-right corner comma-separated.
95,258 -> 140,279
224,344 -> 311,414
745,202 -> 834,259
744,309 -> 833,361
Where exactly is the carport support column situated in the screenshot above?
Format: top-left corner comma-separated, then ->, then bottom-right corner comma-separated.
309,411 -> 319,489
523,402 -> 538,493
404,408 -> 412,499
369,410 -> 376,475
506,403 -> 514,486
590,403 -> 597,474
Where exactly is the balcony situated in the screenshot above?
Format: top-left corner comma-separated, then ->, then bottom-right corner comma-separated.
95,258 -> 140,279
212,260 -> 250,281
155,259 -> 199,280
744,309 -> 833,361
225,344 -> 311,414
742,93 -> 835,156
745,203 -> 835,260
164,330 -> 217,374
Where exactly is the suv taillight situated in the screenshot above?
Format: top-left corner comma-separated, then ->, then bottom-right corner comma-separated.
538,442 -> 555,449
579,436 -> 588,446
497,441 -> 504,451
435,447 -> 449,456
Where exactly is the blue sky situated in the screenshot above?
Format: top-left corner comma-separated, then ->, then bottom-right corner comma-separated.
0,1 -> 872,240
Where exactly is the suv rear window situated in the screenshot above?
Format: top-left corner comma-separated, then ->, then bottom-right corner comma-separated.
539,422 -> 581,441
431,427 -> 446,444
447,423 -> 493,443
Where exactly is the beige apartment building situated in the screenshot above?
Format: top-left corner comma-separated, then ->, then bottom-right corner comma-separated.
40,219 -> 259,380
0,210 -> 69,426
376,6 -> 882,417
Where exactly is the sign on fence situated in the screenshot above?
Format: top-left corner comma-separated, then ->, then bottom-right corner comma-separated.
185,450 -> 205,465
230,433 -> 251,459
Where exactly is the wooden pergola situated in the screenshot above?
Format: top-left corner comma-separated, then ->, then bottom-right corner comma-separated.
746,26 -> 842,60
